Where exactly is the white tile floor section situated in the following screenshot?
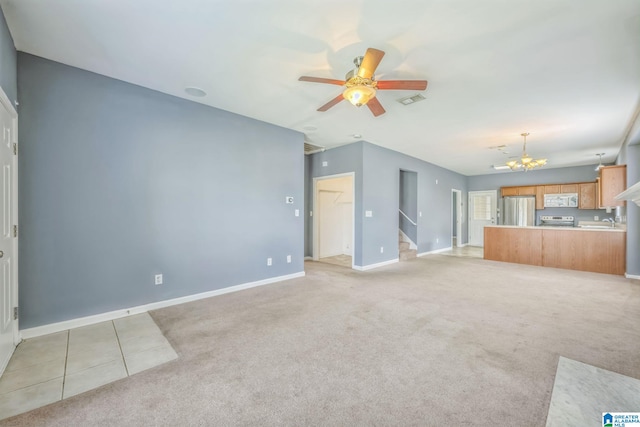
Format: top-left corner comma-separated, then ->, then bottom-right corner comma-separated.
0,313 -> 178,420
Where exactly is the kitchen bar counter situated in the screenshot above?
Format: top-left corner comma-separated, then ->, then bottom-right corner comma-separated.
484,225 -> 626,275
487,224 -> 626,232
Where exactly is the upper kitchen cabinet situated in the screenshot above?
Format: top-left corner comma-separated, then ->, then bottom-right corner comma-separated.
544,185 -> 561,194
560,184 -> 578,193
501,187 -> 519,196
579,182 -> 597,209
599,165 -> 626,207
518,186 -> 536,196
535,186 -> 545,210
500,186 -> 535,197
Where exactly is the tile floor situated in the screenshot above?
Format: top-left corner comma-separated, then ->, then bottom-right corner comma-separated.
319,254 -> 352,268
546,357 -> 640,426
0,312 -> 178,420
439,245 -> 484,258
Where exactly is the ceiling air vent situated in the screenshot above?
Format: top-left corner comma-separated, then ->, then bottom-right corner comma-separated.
397,94 -> 426,105
304,142 -> 324,155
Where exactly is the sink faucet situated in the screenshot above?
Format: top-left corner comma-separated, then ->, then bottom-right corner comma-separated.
602,218 -> 615,227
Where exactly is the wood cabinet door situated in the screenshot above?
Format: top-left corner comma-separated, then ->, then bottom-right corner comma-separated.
518,186 -> 536,195
600,165 -> 626,207
545,185 -> 560,194
535,186 -> 545,210
560,184 -> 578,193
579,182 -> 596,209
501,187 -> 519,197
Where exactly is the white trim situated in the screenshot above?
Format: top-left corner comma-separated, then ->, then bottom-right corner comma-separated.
352,258 -> 399,271
625,273 -> 640,280
20,271 -> 305,339
457,243 -> 468,247
451,189 -> 463,248
304,256 -> 313,260
417,247 -> 453,257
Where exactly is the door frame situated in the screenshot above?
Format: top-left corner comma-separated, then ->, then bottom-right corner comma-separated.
312,172 -> 355,269
451,189 -> 463,247
0,85 -> 18,375
467,190 -> 497,247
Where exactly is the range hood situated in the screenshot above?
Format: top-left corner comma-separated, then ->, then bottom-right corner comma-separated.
615,181 -> 640,207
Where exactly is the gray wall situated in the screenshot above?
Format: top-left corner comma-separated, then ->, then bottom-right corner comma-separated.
306,141 -> 467,267
0,6 -> 15,104
306,142 -> 364,265
468,165 -> 614,225
18,53 -> 304,328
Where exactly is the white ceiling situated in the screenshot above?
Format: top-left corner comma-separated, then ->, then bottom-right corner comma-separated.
2,0 -> 639,175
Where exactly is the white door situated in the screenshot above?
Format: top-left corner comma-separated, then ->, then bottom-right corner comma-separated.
318,190 -> 344,258
468,190 -> 497,247
0,93 -> 17,375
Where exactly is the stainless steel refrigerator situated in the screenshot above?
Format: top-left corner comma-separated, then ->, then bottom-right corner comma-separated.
502,196 -> 536,226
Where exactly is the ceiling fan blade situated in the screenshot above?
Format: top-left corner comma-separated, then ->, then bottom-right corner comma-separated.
299,76 -> 345,86
357,48 -> 385,79
317,94 -> 345,112
367,97 -> 386,117
376,80 -> 428,90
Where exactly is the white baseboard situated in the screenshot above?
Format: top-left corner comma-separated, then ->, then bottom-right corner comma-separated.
625,273 -> 640,280
417,247 -> 452,257
20,271 -> 306,340
353,258 -> 399,271
304,256 -> 313,260
457,243 -> 468,247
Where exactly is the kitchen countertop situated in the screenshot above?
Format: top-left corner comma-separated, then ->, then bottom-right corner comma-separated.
485,224 -> 626,232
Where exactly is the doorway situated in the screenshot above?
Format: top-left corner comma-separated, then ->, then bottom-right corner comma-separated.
468,190 -> 497,247
0,87 -> 18,376
313,173 -> 355,269
451,189 -> 462,248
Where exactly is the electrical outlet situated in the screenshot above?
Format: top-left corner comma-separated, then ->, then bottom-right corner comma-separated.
436,238 -> 439,243
594,215 -> 599,220
435,179 -> 438,184
267,257 -> 272,266
322,161 -> 328,167
380,246 -> 384,253
286,255 -> 291,263
295,209 -> 300,217
155,274 -> 163,285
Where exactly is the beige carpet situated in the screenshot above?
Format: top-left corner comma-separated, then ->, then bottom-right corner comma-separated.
3,256 -> 639,426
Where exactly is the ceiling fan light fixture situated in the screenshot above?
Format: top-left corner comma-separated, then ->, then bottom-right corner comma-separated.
343,85 -> 376,107
506,132 -> 546,172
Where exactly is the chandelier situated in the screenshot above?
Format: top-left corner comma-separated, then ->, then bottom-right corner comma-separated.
506,132 -> 547,171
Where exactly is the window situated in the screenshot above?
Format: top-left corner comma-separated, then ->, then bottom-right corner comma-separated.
472,195 -> 491,220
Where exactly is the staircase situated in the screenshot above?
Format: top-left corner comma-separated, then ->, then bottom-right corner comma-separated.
399,231 -> 417,261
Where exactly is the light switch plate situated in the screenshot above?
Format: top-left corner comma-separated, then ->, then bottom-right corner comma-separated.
365,210 -> 373,217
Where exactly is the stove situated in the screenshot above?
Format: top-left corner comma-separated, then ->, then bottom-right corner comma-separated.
539,215 -> 575,227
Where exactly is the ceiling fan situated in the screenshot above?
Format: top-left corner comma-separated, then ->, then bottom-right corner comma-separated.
298,48 -> 428,117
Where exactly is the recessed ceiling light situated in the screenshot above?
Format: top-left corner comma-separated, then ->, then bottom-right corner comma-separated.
353,134 -> 362,139
185,87 -> 207,97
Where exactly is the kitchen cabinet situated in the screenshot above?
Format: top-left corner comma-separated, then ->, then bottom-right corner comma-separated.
501,187 -> 519,197
518,186 -> 536,196
484,226 -> 626,275
560,184 -> 578,193
599,165 -> 626,207
501,186 -> 537,197
544,185 -> 561,194
535,186 -> 545,210
579,182 -> 597,209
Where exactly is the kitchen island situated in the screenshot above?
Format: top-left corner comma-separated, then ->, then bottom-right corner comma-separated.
484,225 -> 626,275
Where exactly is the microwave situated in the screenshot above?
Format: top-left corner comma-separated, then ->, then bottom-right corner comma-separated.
543,193 -> 578,208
